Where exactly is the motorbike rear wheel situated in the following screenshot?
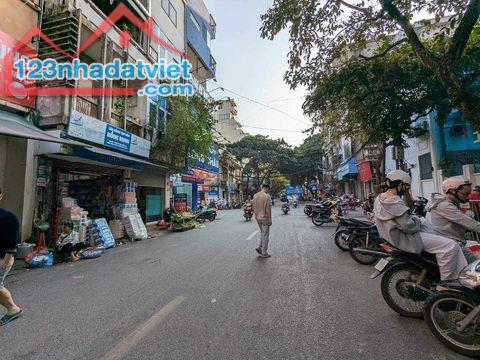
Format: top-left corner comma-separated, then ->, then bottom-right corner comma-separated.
208,214 -> 216,222
424,291 -> 480,358
381,264 -> 433,318
334,230 -> 350,251
348,234 -> 380,265
311,214 -> 325,226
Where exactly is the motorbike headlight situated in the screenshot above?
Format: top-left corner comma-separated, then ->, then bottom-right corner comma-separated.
458,259 -> 480,286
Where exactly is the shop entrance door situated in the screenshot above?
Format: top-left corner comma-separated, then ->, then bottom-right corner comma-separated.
138,187 -> 164,223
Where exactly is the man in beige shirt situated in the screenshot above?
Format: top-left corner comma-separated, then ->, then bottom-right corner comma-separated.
252,184 -> 273,258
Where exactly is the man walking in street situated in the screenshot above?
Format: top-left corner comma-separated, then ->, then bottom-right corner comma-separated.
253,184 -> 273,258
0,187 -> 23,326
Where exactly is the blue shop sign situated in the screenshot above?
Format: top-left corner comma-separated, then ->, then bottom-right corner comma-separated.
68,110 -> 151,158
104,125 -> 131,152
209,190 -> 219,196
195,144 -> 220,174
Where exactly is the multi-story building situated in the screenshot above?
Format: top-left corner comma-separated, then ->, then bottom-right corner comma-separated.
172,0 -> 220,210
30,0 -> 190,227
0,0 -> 82,240
213,98 -> 245,202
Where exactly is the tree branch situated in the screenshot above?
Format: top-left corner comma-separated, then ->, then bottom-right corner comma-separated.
446,0 -> 480,64
379,0 -> 437,69
358,38 -> 407,60
338,0 -> 369,14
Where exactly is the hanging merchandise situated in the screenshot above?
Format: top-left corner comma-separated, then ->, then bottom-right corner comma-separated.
88,218 -> 116,249
122,214 -> 148,240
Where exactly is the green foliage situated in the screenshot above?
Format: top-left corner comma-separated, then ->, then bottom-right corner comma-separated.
261,1 -> 480,129
228,134 -> 294,188
270,175 -> 290,196
153,96 -> 214,170
304,45 -> 444,146
287,133 -> 325,184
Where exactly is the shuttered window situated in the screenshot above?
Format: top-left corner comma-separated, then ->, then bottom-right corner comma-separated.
419,153 -> 433,180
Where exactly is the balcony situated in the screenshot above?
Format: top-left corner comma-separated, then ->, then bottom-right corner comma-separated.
337,157 -> 358,181
91,0 -> 150,19
76,96 -> 98,119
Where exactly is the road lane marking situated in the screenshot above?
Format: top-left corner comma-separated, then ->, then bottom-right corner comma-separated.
101,296 -> 186,360
246,230 -> 259,241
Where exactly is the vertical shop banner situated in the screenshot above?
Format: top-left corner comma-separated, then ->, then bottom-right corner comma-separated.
0,29 -> 37,108
195,144 -> 220,174
68,111 -> 151,158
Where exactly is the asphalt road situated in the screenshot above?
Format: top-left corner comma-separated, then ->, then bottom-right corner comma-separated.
1,205 -> 468,360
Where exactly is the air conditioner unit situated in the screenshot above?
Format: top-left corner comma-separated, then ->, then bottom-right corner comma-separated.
450,125 -> 465,136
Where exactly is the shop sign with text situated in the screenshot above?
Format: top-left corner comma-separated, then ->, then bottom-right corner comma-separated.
68,110 -> 151,158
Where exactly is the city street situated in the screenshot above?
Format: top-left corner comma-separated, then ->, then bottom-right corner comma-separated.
1,205 -> 465,360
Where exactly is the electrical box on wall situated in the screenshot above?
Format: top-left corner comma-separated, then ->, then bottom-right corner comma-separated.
124,169 -> 132,179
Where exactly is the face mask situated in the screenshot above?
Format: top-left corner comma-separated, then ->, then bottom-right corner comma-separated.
397,185 -> 407,196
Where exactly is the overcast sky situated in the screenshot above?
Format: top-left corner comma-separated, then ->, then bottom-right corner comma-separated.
204,0 -> 310,147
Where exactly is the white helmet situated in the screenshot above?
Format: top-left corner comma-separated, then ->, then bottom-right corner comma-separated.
441,176 -> 472,194
386,170 -> 411,185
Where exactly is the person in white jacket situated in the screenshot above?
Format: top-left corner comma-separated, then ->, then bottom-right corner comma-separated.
374,170 -> 467,281
425,177 -> 480,264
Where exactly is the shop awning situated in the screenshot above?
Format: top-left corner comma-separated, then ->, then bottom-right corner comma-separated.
0,110 -> 87,147
82,146 -> 168,169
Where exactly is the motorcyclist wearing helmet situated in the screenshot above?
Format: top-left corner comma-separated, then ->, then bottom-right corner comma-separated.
425,177 -> 480,263
374,170 -> 467,280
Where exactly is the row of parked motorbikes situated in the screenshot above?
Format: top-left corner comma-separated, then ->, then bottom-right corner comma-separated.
304,196 -> 480,358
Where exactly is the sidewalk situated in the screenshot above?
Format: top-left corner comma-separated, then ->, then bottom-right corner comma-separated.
8,225 -> 171,277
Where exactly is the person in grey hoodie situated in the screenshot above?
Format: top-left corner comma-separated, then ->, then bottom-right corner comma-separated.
425,176 -> 480,264
374,170 -> 467,281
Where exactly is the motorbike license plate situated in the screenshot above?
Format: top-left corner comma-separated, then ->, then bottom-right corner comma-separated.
374,258 -> 390,272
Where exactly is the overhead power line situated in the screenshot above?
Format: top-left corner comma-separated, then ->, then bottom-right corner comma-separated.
218,86 -> 311,127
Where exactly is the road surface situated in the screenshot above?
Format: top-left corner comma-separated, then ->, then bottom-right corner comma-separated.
1,206 -> 466,359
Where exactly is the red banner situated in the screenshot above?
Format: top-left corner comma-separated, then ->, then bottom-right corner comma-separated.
0,29 -> 37,108
357,161 -> 373,183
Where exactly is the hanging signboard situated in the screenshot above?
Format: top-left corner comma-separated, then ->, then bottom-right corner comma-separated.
68,110 -> 151,158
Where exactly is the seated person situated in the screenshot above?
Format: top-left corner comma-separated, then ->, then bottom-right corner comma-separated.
56,223 -> 84,262
425,177 -> 480,264
374,170 -> 467,281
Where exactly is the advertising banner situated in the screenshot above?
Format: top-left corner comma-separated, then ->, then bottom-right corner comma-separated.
68,110 -> 151,158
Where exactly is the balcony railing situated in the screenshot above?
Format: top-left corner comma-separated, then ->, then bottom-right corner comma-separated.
76,96 -> 98,118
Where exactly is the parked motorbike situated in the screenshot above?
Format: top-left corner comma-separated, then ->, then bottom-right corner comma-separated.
412,196 -> 428,217
370,243 -> 440,318
333,216 -> 375,251
282,203 -> 290,215
423,260 -> 480,358
348,228 -> 385,265
194,208 -> 217,223
243,204 -> 253,221
311,198 -> 343,226
304,200 -> 320,217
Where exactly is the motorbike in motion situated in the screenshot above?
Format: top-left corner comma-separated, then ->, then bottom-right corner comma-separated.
243,203 -> 253,221
281,202 -> 290,215
293,200 -> 299,208
423,259 -> 480,358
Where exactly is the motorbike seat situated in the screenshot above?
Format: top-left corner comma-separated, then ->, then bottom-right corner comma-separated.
384,242 -> 437,261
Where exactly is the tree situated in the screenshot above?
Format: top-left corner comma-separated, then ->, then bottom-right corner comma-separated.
270,174 -> 291,198
261,0 -> 480,129
287,133 -> 326,185
152,96 -> 214,170
227,135 -> 294,190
